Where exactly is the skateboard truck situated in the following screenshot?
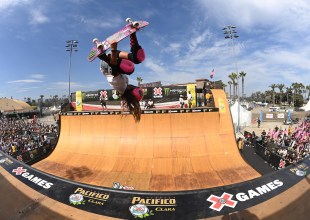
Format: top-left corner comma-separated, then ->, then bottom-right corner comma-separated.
93,38 -> 103,49
126,18 -> 139,28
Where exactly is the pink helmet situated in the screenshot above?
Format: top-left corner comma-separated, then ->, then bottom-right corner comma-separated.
131,87 -> 143,101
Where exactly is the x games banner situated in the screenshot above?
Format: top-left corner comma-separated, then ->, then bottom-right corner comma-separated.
72,86 -> 188,103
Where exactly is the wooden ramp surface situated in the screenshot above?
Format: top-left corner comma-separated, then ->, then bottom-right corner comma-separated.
33,90 -> 260,191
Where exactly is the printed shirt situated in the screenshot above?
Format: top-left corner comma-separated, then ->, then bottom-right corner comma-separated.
104,73 -> 128,94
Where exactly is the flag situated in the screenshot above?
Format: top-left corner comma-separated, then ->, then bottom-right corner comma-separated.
210,69 -> 215,79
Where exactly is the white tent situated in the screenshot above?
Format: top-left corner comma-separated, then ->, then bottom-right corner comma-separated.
300,100 -> 310,111
230,101 -> 252,128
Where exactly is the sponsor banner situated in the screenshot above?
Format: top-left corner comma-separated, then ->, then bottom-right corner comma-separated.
218,98 -> 226,114
277,113 -> 285,119
76,91 -> 83,112
187,84 -> 196,107
61,108 -> 220,116
266,113 -> 274,119
0,152 -> 309,219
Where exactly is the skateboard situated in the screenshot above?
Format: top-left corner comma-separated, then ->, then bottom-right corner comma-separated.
87,18 -> 149,62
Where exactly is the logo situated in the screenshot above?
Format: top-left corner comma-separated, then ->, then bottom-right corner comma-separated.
164,88 -> 170,96
69,194 -> 85,205
129,204 -> 154,218
12,167 -> 27,175
207,180 -> 284,212
71,187 -> 109,206
278,159 -> 286,169
100,90 -> 108,99
290,163 -> 308,175
131,196 -> 176,215
153,87 -> 163,98
207,193 -> 237,211
17,155 -> 23,162
0,158 -> 13,165
112,182 -> 134,190
12,167 -> 53,189
295,170 -> 306,176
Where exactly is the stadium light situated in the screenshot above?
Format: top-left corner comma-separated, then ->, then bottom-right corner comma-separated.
223,25 -> 241,133
65,40 -> 79,102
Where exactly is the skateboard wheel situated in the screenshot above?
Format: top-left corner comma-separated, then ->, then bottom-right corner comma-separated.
126,18 -> 132,23
132,21 -> 139,27
93,38 -> 99,44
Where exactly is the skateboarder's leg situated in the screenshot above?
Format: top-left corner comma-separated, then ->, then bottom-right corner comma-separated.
128,32 -> 145,64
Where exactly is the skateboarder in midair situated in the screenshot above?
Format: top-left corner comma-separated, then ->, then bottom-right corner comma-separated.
96,32 -> 145,122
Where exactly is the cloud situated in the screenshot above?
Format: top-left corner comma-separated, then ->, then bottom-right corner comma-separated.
0,0 -> 32,10
29,8 -> 49,25
164,43 -> 182,54
144,59 -> 166,74
195,0 -> 310,31
7,79 -> 43,84
30,74 -> 45,79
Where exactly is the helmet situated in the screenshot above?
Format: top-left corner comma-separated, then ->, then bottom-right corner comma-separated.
131,87 -> 143,101
100,60 -> 112,75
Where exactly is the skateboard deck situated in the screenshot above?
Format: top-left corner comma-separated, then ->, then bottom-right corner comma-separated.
88,18 -> 149,62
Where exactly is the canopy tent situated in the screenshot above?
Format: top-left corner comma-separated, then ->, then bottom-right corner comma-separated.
230,101 -> 252,128
300,100 -> 310,111
0,98 -> 32,113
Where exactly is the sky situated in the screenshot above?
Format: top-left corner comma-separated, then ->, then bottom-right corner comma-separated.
1,0 -> 310,101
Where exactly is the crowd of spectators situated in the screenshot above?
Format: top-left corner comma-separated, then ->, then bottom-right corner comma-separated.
0,116 -> 58,158
246,117 -> 310,167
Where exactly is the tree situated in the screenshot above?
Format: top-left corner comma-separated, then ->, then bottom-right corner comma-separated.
136,76 -> 143,87
239,71 -> 246,98
277,84 -> 285,106
269,84 -> 277,106
306,85 -> 310,100
222,82 -> 227,92
228,72 -> 238,100
291,82 -> 304,107
228,81 -> 233,99
285,87 -> 292,106
264,90 -> 273,103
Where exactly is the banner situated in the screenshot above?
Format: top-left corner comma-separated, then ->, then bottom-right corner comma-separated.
76,91 -> 83,112
218,98 -> 226,113
187,84 -> 196,107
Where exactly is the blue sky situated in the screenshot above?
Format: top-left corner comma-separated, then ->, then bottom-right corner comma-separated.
1,0 -> 310,101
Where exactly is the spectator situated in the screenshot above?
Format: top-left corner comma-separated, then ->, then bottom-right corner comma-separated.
0,116 -> 58,159
187,91 -> 193,108
257,118 -> 261,128
237,137 -> 244,153
99,92 -> 107,111
205,92 -> 212,107
179,95 -> 185,108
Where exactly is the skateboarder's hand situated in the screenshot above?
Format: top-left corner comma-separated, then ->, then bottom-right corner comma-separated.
109,40 -> 118,51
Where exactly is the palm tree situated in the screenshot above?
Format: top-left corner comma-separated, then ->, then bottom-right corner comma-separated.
222,82 -> 227,92
228,81 -> 233,99
306,85 -> 310,100
265,90 -> 273,103
239,71 -> 246,98
228,72 -> 238,100
291,82 -> 304,107
277,83 -> 285,106
269,84 -> 277,106
136,76 -> 143,87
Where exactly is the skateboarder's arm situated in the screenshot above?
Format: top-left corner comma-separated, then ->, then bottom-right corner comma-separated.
109,40 -> 130,65
110,42 -> 118,65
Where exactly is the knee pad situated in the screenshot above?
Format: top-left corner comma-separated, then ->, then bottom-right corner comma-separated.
119,59 -> 135,75
136,48 -> 145,63
130,45 -> 145,64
